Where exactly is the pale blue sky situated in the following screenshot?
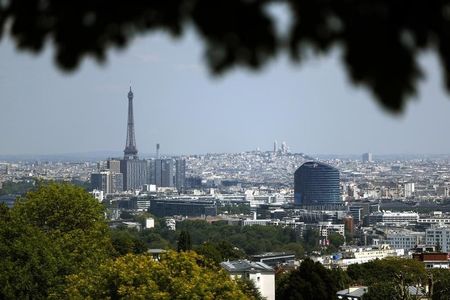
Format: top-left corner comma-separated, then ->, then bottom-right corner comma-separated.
1,28 -> 449,156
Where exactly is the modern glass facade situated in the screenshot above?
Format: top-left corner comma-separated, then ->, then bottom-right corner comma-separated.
294,161 -> 341,206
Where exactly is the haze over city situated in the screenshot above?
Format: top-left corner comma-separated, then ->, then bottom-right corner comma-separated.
1,31 -> 450,156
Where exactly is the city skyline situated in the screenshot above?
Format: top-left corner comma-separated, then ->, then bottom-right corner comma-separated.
2,31 -> 450,155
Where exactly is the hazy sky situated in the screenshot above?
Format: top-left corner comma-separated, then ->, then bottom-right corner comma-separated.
1,28 -> 450,156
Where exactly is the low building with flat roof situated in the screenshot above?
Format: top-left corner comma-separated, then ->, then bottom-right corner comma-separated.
337,286 -> 368,300
251,252 -> 296,267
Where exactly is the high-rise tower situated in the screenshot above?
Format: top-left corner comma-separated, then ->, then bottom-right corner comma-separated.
124,87 -> 138,160
294,161 -> 341,207
120,87 -> 147,190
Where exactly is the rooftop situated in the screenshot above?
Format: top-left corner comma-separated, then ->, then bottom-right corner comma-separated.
220,260 -> 274,273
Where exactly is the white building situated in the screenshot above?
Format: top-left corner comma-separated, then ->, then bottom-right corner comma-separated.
369,211 -> 419,226
90,189 -> 104,202
383,211 -> 419,224
385,229 -> 425,251
220,260 -> 275,300
426,226 -> 450,252
418,212 -> 450,225
404,183 -> 415,198
337,244 -> 397,267
242,219 -> 272,226
317,222 -> 345,237
145,218 -> 155,229
165,218 -> 176,231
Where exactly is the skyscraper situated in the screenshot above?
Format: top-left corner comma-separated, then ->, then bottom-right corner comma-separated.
120,87 -> 147,190
90,170 -> 123,194
294,161 -> 341,207
161,159 -> 174,187
362,152 -> 373,163
120,159 -> 147,190
150,158 -> 174,188
175,158 -> 186,192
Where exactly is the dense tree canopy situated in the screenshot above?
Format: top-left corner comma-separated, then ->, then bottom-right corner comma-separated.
174,219 -> 302,255
195,241 -> 246,265
60,251 -> 253,299
276,258 -> 349,300
111,228 -> 148,256
347,257 -> 427,286
12,183 -> 113,272
177,230 -> 192,252
0,204 -> 60,299
0,183 -> 113,299
2,1 -> 450,112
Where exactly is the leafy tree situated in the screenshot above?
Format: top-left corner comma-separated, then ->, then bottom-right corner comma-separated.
163,219 -> 301,255
325,232 -> 345,253
111,228 -> 148,256
275,242 -> 305,258
0,183 -> 113,298
139,229 -> 173,250
0,180 -> 36,196
0,204 -> 60,299
196,242 -> 223,264
235,277 -> 265,300
177,230 -> 192,252
364,282 -> 403,300
196,241 -> 246,265
429,269 -> 450,300
216,240 -> 246,260
347,257 -> 426,287
59,251 -> 252,299
276,258 -> 345,300
302,228 -> 320,253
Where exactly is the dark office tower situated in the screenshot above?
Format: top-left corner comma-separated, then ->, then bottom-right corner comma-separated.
156,143 -> 160,159
91,172 -> 110,193
147,159 -> 156,185
294,161 -> 341,207
152,159 -> 174,187
175,159 -> 186,192
154,159 -> 162,186
124,87 -> 138,160
161,159 -> 174,187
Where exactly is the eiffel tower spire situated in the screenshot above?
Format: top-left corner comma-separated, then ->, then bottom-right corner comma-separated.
124,86 -> 138,159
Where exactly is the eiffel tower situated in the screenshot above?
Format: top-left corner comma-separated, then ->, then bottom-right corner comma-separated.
124,86 -> 138,160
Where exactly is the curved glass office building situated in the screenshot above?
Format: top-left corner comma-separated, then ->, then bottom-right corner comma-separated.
294,161 -> 341,206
